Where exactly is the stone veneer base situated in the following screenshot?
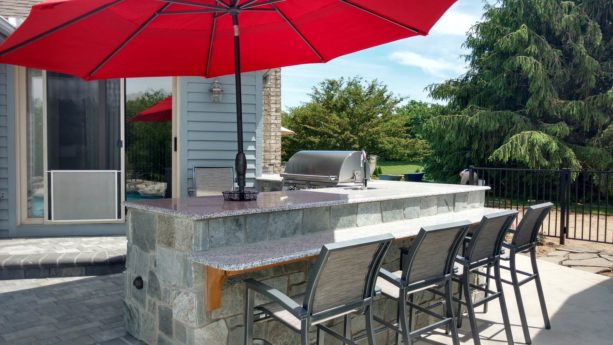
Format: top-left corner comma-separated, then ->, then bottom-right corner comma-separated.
124,188 -> 486,345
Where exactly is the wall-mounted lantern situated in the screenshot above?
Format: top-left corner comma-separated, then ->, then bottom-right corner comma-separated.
209,79 -> 223,103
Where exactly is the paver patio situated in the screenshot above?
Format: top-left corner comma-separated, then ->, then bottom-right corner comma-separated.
0,255 -> 611,345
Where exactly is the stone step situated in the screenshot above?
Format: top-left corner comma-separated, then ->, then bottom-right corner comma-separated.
0,251 -> 126,280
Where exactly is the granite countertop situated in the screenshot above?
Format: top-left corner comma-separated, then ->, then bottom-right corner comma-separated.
192,207 -> 503,271
125,180 -> 489,220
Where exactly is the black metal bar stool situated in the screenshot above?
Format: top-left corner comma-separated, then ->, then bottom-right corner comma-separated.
453,210 -> 517,345
244,234 -> 394,345
374,221 -> 470,345
500,202 -> 553,344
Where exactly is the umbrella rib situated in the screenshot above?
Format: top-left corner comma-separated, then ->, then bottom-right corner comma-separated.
272,5 -> 324,61
205,13 -> 218,76
0,0 -> 124,57
163,0 -> 229,10
238,0 -> 258,8
241,8 -> 275,12
242,0 -> 286,10
88,3 -> 172,78
338,0 -> 424,35
160,9 -> 219,15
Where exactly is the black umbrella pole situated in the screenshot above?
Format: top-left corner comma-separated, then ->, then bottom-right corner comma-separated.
232,13 -> 247,196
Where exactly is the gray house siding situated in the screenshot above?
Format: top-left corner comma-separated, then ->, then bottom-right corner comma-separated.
179,73 -> 263,196
0,63 -> 9,238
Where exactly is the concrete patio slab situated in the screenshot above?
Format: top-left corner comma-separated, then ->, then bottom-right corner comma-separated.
419,254 -> 613,344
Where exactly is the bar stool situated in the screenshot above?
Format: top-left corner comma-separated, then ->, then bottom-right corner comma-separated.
243,234 -> 394,345
453,210 -> 518,345
374,221 -> 470,345
500,202 -> 553,344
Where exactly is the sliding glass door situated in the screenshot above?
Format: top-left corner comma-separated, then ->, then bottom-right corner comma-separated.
21,69 -> 124,223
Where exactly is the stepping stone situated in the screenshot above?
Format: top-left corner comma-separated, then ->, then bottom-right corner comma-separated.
539,256 -> 565,264
557,247 -> 599,254
568,253 -> 599,260
572,266 -> 611,274
563,257 -> 613,268
547,251 -> 569,257
599,254 -> 613,262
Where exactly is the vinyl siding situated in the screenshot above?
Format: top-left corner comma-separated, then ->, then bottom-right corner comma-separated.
0,63 -> 9,237
179,73 -> 263,196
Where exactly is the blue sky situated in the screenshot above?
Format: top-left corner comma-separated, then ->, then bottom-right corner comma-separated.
281,0 -> 490,110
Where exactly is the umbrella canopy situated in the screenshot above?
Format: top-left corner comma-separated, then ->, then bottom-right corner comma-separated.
0,0 -> 455,79
0,0 -> 456,198
129,96 -> 172,123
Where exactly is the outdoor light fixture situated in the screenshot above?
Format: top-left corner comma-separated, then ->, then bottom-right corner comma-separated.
209,79 -> 223,103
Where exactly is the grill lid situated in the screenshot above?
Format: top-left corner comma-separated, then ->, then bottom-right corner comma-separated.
282,150 -> 366,185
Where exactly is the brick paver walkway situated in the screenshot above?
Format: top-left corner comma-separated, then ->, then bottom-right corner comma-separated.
0,273 -> 141,345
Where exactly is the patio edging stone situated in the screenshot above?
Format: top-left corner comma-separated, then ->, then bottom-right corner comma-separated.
0,251 -> 126,279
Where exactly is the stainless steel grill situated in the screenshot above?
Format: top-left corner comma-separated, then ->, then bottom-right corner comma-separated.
281,150 -> 369,189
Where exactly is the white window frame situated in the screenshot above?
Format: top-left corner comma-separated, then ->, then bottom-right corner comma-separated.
15,67 -> 126,225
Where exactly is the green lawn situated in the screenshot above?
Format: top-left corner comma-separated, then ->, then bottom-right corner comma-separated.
377,161 -> 423,175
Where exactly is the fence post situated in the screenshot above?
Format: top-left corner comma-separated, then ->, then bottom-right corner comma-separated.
469,165 -> 475,185
558,168 -> 571,245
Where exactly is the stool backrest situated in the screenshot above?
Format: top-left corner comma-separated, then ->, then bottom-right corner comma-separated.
465,211 -> 518,263
304,234 -> 394,317
512,202 -> 553,249
402,221 -> 470,288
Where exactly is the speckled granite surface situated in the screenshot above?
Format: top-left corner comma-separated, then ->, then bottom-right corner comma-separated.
192,207 -> 503,270
125,181 -> 489,220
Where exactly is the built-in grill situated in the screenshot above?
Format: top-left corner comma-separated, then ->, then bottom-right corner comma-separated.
281,150 -> 369,190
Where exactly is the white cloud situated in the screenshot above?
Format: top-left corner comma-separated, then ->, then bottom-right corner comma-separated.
390,50 -> 467,78
431,9 -> 480,36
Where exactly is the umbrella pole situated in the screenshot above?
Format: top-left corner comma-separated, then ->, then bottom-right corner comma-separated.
232,12 -> 247,197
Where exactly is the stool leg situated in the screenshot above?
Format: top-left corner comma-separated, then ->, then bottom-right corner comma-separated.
407,293 -> 414,332
483,264 -> 491,313
317,326 -> 324,345
365,305 -> 376,345
511,253 -> 532,344
456,275 -> 464,329
395,297 -> 402,345
463,270 -> 481,345
445,280 -> 460,345
300,320 -> 310,345
343,314 -> 351,339
495,261 -> 514,345
244,288 -> 254,345
399,292 -> 412,345
531,248 -> 551,329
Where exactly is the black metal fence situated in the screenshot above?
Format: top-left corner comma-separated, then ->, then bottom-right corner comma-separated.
469,167 -> 612,244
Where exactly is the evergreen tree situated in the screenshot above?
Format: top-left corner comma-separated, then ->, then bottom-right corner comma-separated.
425,0 -> 612,181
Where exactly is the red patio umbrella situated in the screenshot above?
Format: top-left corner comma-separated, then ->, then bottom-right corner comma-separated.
129,96 -> 172,123
0,0 -> 456,199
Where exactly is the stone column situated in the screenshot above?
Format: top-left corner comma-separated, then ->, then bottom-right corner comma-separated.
261,68 -> 282,174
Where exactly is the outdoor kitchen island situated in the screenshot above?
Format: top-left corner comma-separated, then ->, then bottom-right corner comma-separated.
124,181 -> 495,345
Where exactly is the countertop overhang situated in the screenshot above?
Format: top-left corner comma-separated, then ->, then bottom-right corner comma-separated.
192,207 -> 503,271
125,180 -> 489,220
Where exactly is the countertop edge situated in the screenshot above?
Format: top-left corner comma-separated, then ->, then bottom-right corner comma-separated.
125,185 -> 491,220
